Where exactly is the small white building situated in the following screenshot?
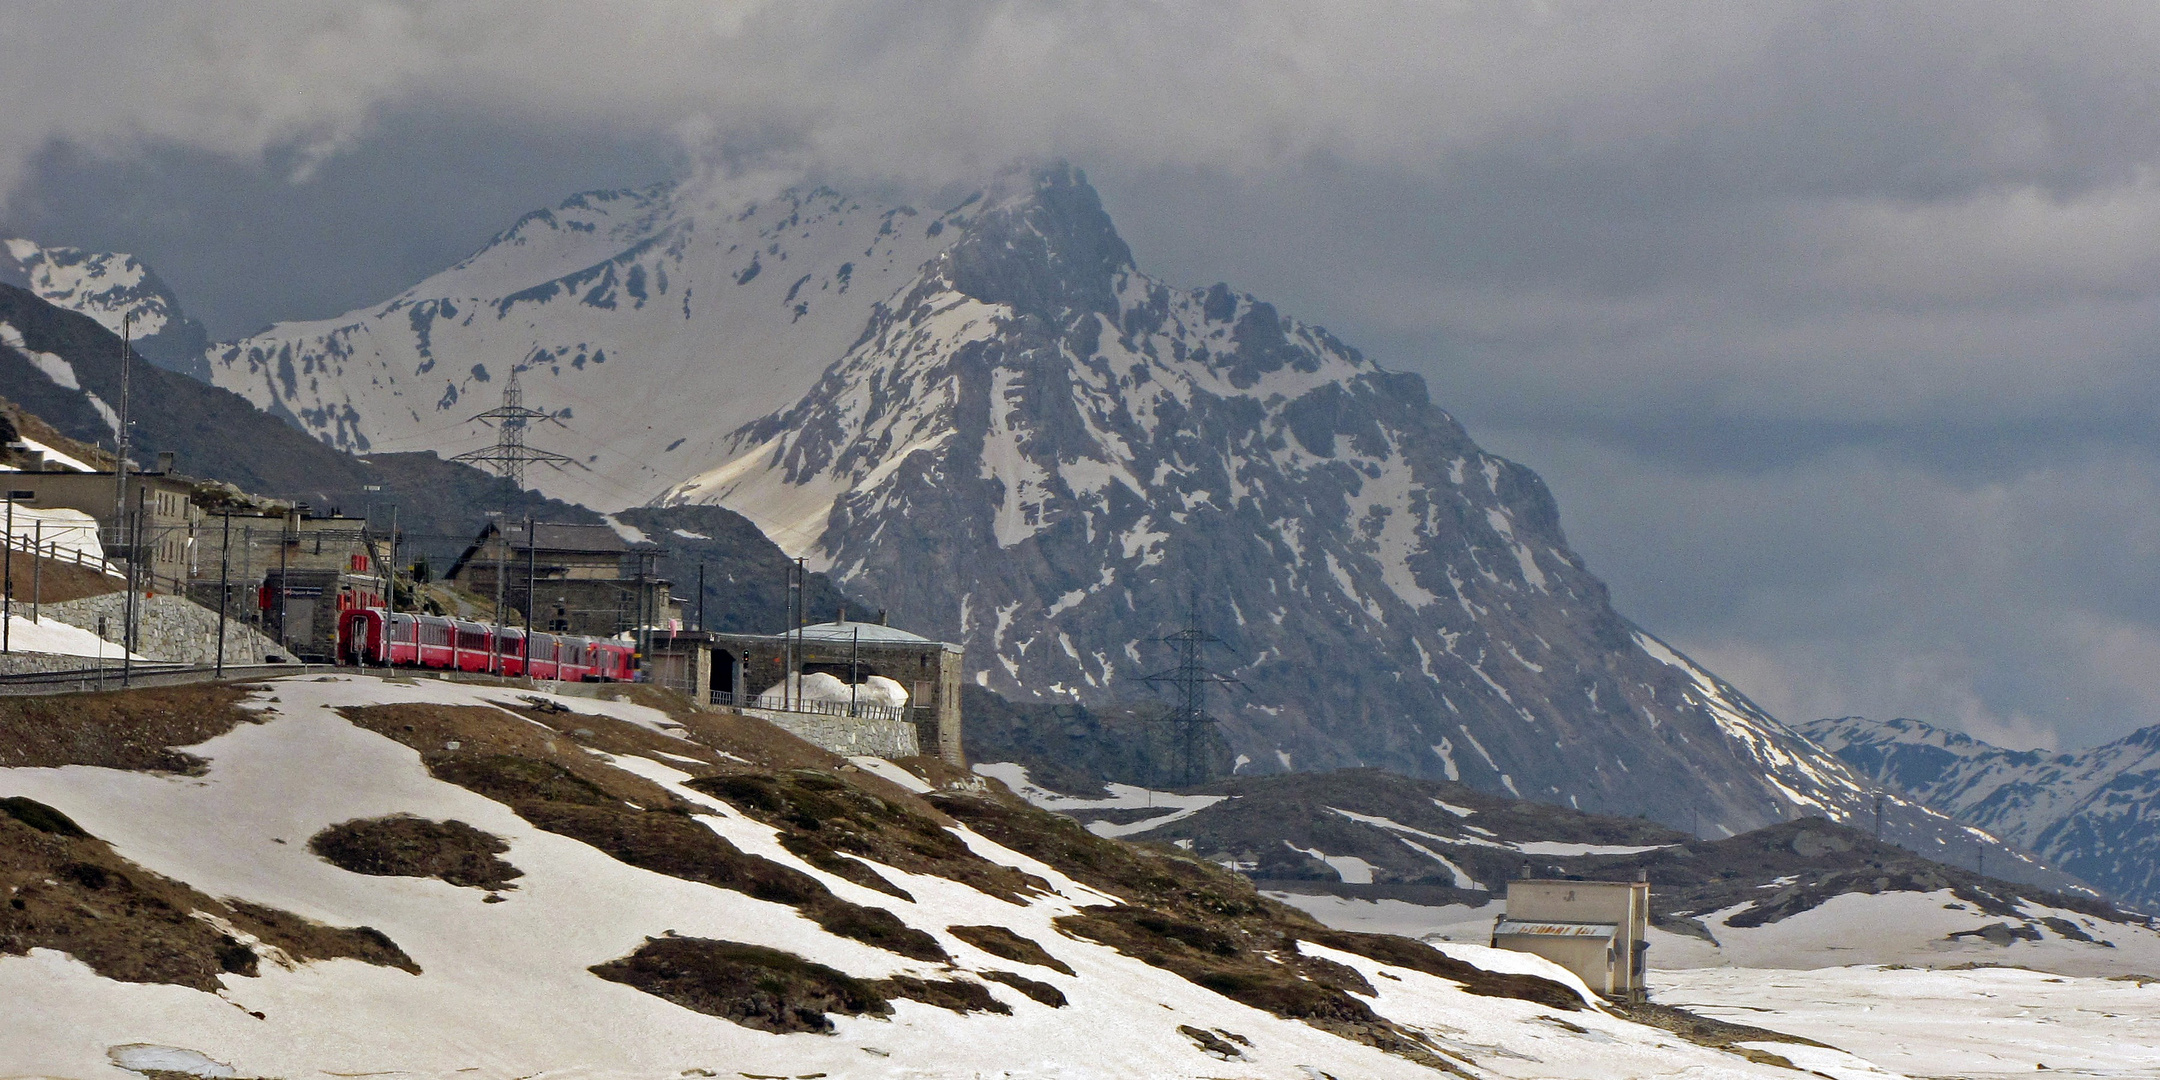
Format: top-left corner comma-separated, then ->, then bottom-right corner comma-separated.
1491,877 -> 1650,999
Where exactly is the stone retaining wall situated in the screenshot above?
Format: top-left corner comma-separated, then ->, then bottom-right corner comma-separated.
40,593 -> 285,666
739,706 -> 920,759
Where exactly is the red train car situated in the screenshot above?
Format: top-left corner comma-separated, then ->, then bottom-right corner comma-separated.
338,608 -> 636,682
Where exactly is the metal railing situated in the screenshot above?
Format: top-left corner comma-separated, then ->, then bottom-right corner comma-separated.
709,689 -> 919,725
0,534 -> 124,580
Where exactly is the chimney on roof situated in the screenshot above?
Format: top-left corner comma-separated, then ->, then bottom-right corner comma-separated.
837,604 -> 846,624
877,608 -> 888,626
155,451 -> 175,473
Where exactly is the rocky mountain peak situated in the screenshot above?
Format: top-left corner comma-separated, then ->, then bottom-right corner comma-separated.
941,163 -> 1135,324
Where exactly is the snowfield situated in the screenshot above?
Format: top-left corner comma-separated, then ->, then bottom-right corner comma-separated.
1272,889 -> 2160,1078
0,674 -> 1839,1079
1271,889 -> 2160,976
1658,965 -> 2160,1080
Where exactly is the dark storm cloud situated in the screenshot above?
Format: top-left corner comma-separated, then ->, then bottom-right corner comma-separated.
9,1 -> 2160,748
7,115 -> 683,337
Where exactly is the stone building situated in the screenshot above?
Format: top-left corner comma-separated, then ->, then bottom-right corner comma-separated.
446,521 -> 674,638
698,618 -> 966,766
1490,876 -> 1651,999
253,509 -> 390,661
2,453 -> 201,592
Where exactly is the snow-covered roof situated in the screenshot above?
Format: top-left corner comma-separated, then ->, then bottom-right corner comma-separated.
791,619 -> 941,645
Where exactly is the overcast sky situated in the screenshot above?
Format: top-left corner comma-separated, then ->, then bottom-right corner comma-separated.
9,2 -> 2160,751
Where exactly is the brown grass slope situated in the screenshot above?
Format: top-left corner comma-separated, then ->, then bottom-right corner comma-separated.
341,702 -> 948,963
0,685 -> 262,773
921,784 -> 1593,1074
1,796 -> 414,990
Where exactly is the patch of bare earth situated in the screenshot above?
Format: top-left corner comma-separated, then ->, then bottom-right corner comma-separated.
688,771 -> 1050,903
341,703 -> 946,963
927,788 -> 1601,1075
309,815 -> 521,892
948,923 -> 1074,975
591,937 -> 893,1034
1608,999 -> 1830,1068
979,969 -> 1065,1007
0,685 -> 260,773
1,796 -> 416,990
591,936 -> 1014,1033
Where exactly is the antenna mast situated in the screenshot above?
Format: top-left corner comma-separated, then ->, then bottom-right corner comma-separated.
1141,590 -> 1243,786
450,364 -> 578,496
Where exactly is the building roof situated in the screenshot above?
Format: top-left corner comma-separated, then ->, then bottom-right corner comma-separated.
446,520 -> 644,582
503,522 -> 634,553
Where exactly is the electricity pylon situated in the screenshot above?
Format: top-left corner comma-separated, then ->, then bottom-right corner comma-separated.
450,365 -> 578,493
1141,593 -> 1243,787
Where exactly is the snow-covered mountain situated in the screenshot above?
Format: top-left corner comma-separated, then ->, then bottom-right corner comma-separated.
1802,715 -> 2160,911
653,166 -> 1897,838
1,238 -> 209,379
195,163 -> 1986,842
205,178 -> 965,510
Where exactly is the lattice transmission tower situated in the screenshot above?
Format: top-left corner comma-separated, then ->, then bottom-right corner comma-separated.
1141,593 -> 1243,787
450,365 -> 578,493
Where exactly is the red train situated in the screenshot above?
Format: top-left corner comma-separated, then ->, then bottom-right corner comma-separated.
337,607 -> 637,682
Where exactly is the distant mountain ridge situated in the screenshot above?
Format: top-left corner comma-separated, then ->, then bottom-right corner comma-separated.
201,178 -> 968,513
1802,715 -> 2160,911
1,238 -> 210,379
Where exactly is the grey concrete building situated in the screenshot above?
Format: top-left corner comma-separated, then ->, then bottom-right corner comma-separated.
1490,876 -> 1651,999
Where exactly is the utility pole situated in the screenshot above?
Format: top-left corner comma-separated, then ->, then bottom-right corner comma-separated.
214,512 -> 231,677
490,514 -> 508,680
276,511 -> 290,655
697,563 -> 707,632
385,505 -> 399,619
30,518 -> 41,626
523,518 -> 537,628
785,558 -> 803,710
523,516 -> 536,671
1140,590 -> 1243,786
2,489 -> 25,652
112,315 -> 131,536
123,486 -> 144,686
240,524 -> 254,634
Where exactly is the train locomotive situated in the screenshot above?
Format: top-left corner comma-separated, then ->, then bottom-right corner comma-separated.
337,607 -> 637,682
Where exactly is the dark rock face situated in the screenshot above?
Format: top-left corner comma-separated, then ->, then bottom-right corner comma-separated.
667,165 -> 1877,836
611,504 -> 857,635
1804,715 -> 2160,910
960,685 -> 1238,795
